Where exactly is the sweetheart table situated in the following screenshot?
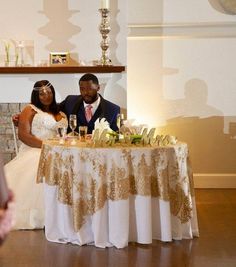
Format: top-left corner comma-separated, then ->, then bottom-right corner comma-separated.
37,139 -> 199,248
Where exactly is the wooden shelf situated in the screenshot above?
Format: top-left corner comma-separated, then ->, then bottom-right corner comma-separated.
0,65 -> 126,74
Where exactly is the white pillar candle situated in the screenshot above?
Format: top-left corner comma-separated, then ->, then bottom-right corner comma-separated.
100,0 -> 109,9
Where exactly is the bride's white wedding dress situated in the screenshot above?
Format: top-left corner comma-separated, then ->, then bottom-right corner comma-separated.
4,104 -> 68,230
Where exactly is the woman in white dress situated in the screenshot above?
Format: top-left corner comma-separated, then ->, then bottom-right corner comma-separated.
4,80 -> 68,230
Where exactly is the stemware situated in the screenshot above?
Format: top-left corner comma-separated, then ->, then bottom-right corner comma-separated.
79,126 -> 88,142
69,114 -> 77,136
116,113 -> 124,133
57,126 -> 67,144
116,114 -> 121,134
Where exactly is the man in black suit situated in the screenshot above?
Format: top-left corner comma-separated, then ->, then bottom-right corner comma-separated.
60,73 -> 120,134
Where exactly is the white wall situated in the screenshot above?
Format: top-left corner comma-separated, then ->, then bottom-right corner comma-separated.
127,0 -> 236,187
0,0 -> 127,109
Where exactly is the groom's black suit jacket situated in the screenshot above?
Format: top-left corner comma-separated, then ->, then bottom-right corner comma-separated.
60,94 -> 120,134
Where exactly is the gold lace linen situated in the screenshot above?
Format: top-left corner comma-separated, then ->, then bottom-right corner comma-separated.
37,140 -> 195,231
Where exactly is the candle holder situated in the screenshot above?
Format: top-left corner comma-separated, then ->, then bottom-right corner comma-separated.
99,8 -> 112,66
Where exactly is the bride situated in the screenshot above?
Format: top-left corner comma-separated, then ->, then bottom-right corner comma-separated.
4,80 -> 68,230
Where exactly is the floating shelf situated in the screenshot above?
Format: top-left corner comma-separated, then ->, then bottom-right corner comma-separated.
0,65 -> 126,74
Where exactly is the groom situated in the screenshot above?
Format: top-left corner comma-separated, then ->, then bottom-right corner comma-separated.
60,73 -> 120,134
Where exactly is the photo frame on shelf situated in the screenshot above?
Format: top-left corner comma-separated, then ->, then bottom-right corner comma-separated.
49,52 -> 69,65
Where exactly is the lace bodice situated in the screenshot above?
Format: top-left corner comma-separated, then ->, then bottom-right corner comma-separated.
30,104 -> 68,140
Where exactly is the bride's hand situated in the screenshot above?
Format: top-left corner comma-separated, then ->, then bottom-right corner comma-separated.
12,114 -> 20,127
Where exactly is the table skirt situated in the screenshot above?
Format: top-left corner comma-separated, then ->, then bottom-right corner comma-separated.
44,184 -> 199,249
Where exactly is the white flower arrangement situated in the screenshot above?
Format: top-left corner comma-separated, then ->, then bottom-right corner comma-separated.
94,118 -> 112,134
92,118 -> 118,145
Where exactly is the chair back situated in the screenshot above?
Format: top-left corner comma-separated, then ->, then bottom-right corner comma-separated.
11,118 -> 19,154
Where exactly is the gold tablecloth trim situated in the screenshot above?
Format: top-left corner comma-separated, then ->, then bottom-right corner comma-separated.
37,142 -> 194,231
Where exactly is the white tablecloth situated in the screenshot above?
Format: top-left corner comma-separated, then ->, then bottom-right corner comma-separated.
37,141 -> 199,248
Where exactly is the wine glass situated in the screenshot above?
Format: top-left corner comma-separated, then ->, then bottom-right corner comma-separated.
69,114 -> 77,136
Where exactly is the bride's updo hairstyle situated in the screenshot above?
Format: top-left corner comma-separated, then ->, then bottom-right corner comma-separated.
31,80 -> 59,114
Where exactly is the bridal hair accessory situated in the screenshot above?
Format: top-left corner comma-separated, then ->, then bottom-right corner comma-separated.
33,82 -> 52,94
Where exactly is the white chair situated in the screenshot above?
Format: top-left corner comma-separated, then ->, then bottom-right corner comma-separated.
11,117 -> 19,155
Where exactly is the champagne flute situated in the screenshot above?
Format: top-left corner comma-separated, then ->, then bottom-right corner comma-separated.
116,114 -> 121,133
116,113 -> 124,133
69,114 -> 77,136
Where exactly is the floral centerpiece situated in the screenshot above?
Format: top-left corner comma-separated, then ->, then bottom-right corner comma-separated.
92,118 -> 177,146
93,118 -> 143,145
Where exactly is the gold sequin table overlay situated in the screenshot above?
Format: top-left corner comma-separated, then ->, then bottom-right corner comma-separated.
37,140 -> 196,232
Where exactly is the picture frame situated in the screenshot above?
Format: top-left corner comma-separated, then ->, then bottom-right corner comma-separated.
49,52 -> 69,65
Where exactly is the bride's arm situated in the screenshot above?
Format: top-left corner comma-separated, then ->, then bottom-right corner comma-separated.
18,106 -> 42,148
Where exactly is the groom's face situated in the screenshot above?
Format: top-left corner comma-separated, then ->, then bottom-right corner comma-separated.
79,80 -> 99,104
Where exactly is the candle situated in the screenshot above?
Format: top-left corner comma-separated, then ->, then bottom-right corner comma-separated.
100,0 -> 109,9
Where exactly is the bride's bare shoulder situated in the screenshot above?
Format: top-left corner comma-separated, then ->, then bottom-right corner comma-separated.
20,105 -> 37,119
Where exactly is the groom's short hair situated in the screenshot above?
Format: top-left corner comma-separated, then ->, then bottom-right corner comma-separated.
79,73 -> 99,85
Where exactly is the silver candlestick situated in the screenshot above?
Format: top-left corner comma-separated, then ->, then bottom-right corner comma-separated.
99,8 -> 112,66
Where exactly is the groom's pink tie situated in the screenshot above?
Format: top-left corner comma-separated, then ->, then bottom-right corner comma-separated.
85,105 -> 93,122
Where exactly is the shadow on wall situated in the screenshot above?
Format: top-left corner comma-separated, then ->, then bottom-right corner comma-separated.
157,78 -> 236,173
158,116 -> 236,173
110,0 -> 121,65
102,73 -> 127,109
164,79 -> 223,118
37,0 -> 123,65
38,0 -> 80,53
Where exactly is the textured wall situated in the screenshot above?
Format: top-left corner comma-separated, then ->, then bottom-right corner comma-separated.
0,103 -> 26,164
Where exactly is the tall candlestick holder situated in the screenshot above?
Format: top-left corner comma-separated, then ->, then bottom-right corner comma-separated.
99,8 -> 112,66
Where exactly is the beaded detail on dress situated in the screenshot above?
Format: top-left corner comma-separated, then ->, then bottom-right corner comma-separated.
30,104 -> 68,140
